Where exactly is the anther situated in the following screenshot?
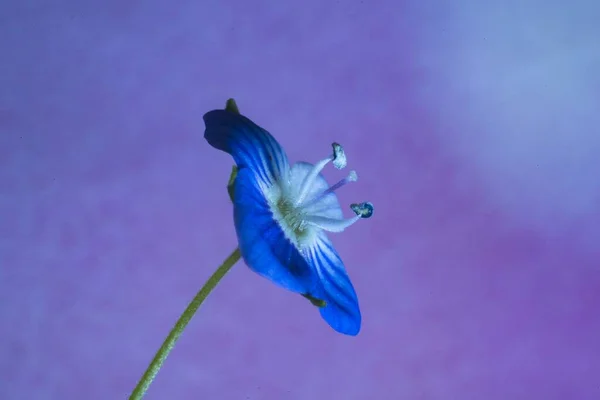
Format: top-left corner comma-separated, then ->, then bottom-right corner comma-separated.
332,143 -> 347,169
350,202 -> 374,219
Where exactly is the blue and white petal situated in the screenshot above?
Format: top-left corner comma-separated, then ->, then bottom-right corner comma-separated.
203,109 -> 290,190
306,231 -> 361,336
233,167 -> 323,295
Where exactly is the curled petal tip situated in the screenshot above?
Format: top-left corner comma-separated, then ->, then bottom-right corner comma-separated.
350,202 -> 374,219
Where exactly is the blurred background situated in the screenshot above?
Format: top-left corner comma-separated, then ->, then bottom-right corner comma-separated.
1,0 -> 599,399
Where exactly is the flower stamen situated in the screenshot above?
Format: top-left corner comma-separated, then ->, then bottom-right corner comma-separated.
300,170 -> 357,209
304,214 -> 361,233
294,143 -> 347,206
304,202 -> 374,232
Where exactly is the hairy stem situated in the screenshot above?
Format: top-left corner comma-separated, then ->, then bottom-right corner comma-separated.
129,247 -> 241,399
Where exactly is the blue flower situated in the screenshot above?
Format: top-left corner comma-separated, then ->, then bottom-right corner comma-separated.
203,106 -> 373,336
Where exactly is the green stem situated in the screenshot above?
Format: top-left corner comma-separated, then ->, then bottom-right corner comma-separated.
129,247 -> 241,399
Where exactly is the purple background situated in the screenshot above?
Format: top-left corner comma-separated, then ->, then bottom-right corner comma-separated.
2,1 -> 599,399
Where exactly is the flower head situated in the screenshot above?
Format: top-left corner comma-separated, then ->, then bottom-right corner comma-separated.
203,101 -> 373,336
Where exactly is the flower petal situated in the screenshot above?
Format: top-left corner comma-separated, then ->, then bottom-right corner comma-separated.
203,109 -> 289,189
307,232 -> 362,336
233,167 -> 322,295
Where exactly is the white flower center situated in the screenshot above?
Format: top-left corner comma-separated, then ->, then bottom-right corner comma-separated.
267,143 -> 373,248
